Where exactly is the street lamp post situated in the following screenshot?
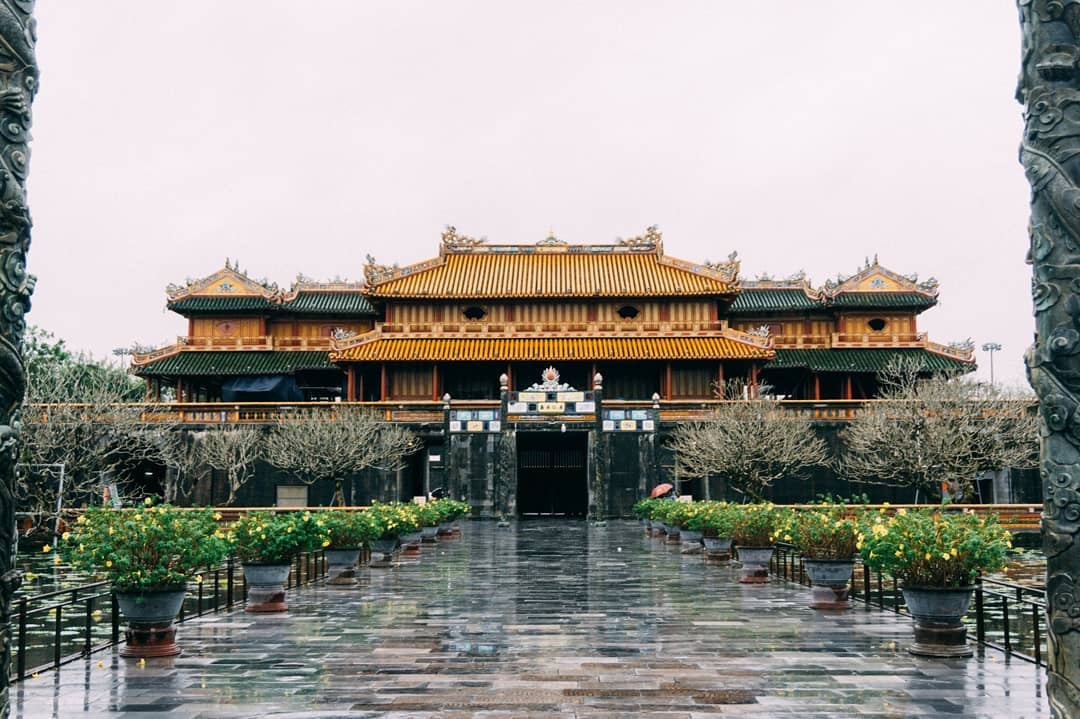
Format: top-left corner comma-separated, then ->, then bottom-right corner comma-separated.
981,342 -> 1002,386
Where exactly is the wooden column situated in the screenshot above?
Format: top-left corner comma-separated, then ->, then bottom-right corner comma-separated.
716,363 -> 725,396
358,374 -> 365,403
813,373 -> 821,401
176,380 -> 184,403
750,364 -> 759,398
590,363 -> 597,389
665,362 -> 672,400
346,366 -> 356,402
432,363 -> 439,401
187,318 -> 194,339
844,375 -> 853,400
380,364 -> 388,401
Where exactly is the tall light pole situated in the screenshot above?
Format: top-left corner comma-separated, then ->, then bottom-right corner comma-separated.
981,342 -> 1001,386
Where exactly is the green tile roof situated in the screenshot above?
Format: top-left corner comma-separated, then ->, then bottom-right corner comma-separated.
279,292 -> 375,315
826,292 -> 936,310
729,289 -> 820,313
167,296 -> 277,313
767,348 -> 973,374
135,351 -> 335,377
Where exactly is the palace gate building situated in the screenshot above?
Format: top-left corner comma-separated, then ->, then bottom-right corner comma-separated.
132,228 -> 973,516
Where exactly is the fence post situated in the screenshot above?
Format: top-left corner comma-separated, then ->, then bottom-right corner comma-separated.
975,579 -> 985,645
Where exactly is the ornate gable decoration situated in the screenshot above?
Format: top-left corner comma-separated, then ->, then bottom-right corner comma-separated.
820,256 -> 939,299
740,270 -> 822,299
166,259 -> 280,301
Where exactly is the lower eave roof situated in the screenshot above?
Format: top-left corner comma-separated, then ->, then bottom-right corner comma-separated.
134,351 -> 336,377
332,336 -> 773,362
766,348 -> 972,373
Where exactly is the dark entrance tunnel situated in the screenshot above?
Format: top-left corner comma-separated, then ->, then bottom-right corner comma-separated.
516,431 -> 588,517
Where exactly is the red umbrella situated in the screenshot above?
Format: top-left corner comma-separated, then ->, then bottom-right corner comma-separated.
650,483 -> 674,499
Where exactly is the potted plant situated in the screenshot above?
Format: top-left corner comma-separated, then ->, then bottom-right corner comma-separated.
696,501 -> 738,559
399,504 -> 425,557
56,501 -> 230,658
230,510 -> 327,612
729,503 -> 784,583
366,502 -> 419,565
857,506 -> 1012,657
649,499 -> 682,542
671,501 -> 712,554
631,498 -> 660,533
783,503 -> 863,609
316,509 -> 380,584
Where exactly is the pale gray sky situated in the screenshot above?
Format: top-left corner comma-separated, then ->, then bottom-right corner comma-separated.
26,2 -> 1030,386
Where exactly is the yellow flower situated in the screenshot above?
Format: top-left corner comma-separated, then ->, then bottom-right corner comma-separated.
321,539 -> 331,548
195,575 -> 203,583
213,512 -> 222,521
869,551 -> 875,559
894,550 -> 902,558
144,497 -> 153,506
105,560 -> 112,568
942,552 -> 951,561
61,532 -> 70,541
41,544 -> 51,553
950,547 -> 958,557
924,552 -> 932,560
53,556 -> 61,566
109,526 -> 115,535
897,508 -> 906,516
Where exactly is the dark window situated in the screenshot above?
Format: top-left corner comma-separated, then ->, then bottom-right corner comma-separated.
868,318 -> 887,332
463,306 -> 487,320
617,305 -> 640,320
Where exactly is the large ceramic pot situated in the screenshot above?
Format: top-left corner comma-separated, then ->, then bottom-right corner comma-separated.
702,536 -> 733,560
736,546 -> 774,584
401,530 -> 423,557
369,537 -> 399,566
664,524 -> 681,544
324,548 -> 361,585
803,558 -> 856,610
242,563 -> 292,613
420,525 -> 439,543
116,586 -> 187,658
901,586 -> 975,658
679,528 -> 703,554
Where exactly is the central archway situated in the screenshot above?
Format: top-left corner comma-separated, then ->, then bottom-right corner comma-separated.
515,431 -> 588,517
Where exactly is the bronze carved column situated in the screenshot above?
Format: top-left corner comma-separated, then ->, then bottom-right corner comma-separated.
0,1 -> 36,717
1019,2 -> 1080,714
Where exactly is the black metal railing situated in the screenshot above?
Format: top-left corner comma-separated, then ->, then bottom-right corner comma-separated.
8,551 -> 328,683
770,542 -> 1048,668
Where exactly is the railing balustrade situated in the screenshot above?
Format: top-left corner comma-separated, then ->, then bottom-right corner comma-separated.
7,551 -> 327,683
770,542 -> 1048,667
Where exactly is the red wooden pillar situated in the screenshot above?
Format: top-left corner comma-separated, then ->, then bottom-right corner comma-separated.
187,318 -> 194,339
844,375 -> 853,400
750,364 -> 759,398
590,363 -> 597,389
176,380 -> 184,403
716,363 -> 725,397
346,366 -> 356,401
358,374 -> 365,403
665,362 -> 672,400
813,373 -> 821,401
432,363 -> 440,401
380,364 -> 388,401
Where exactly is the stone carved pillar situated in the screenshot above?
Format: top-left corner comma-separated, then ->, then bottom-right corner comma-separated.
0,2 -> 36,717
1019,2 -> 1080,714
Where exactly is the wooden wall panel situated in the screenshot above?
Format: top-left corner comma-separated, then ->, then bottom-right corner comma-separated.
670,364 -> 713,398
192,317 -> 261,338
390,364 -> 434,399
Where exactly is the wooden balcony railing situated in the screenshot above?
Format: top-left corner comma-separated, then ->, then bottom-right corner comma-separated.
132,336 -> 334,365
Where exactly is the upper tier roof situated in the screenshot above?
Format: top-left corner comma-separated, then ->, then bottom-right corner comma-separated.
362,226 -> 740,300
165,263 -> 374,316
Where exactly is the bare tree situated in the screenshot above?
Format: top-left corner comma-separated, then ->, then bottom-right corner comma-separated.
840,359 -> 1038,501
19,358 -> 174,535
158,430 -> 207,504
264,406 -> 419,505
666,380 -> 831,500
200,426 -> 263,505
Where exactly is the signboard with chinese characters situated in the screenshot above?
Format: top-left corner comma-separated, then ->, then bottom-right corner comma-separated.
506,366 -> 597,421
449,409 -> 501,433
601,408 -> 657,432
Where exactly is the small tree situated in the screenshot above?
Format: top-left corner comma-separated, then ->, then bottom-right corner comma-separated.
840,359 -> 1038,501
19,334 -> 169,535
264,406 -> 419,504
158,430 -> 207,504
666,381 -> 831,501
200,426 -> 263,505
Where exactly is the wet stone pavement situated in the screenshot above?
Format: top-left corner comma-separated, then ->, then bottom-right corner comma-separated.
13,520 -> 1048,718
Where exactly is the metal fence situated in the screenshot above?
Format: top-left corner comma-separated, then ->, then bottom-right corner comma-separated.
8,551 -> 327,683
771,542 -> 1048,667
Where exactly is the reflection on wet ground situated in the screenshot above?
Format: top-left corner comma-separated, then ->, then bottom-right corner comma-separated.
13,519 -> 1047,717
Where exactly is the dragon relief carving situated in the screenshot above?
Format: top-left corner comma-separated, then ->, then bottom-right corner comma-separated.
362,253 -> 399,286
1019,3 -> 1080,713
441,225 -> 485,250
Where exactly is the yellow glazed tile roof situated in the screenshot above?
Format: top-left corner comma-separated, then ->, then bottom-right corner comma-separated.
365,248 -> 738,299
331,335 -> 772,362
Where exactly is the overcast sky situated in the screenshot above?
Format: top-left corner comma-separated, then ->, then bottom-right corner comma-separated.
25,2 -> 1031,387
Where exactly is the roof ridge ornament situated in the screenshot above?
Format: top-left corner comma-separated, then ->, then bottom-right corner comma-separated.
537,229 -> 567,246
702,250 -> 740,285
363,253 -> 399,286
441,225 -> 486,251
616,224 -> 662,251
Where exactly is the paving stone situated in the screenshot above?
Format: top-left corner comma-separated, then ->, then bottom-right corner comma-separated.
10,519 -> 1049,717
